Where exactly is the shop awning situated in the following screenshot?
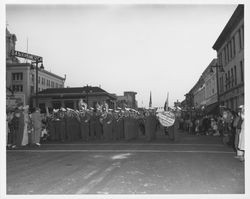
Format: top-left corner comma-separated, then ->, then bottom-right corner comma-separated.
205,102 -> 219,115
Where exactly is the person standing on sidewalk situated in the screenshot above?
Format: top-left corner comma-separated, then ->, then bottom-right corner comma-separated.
237,105 -> 245,162
6,110 -> 14,148
31,107 -> 42,146
21,105 -> 30,146
233,109 -> 242,158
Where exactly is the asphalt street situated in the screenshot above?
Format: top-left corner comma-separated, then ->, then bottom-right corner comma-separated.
6,130 -> 244,194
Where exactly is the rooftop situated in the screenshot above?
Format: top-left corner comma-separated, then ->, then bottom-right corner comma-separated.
212,5 -> 244,51
37,86 -> 117,99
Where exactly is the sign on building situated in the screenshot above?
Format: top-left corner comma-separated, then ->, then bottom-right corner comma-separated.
10,50 -> 43,62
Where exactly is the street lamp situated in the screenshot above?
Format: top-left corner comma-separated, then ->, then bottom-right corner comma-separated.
210,63 -> 224,109
31,60 -> 44,107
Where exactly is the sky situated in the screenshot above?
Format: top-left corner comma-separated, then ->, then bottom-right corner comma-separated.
5,4 -> 238,108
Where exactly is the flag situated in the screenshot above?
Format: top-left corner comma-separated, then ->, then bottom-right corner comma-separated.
164,92 -> 169,111
149,91 -> 152,108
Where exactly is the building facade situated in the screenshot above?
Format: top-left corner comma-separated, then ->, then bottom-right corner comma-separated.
6,28 -> 65,107
202,59 -> 219,114
116,91 -> 137,109
192,77 -> 206,109
36,86 -> 117,112
212,5 -> 244,111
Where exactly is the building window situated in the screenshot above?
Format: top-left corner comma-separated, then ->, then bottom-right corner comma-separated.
226,45 -> 229,63
219,77 -> 222,93
12,84 -> 23,92
38,76 -> 40,84
223,48 -> 226,65
239,28 -> 242,50
228,71 -> 230,89
229,40 -> 232,59
240,60 -> 244,82
242,25 -> 244,48
218,53 -> 222,67
234,65 -> 237,85
225,73 -> 228,90
51,81 -> 54,88
12,72 -> 23,81
56,83 -> 58,88
231,68 -> 234,87
31,74 -> 34,83
232,36 -> 236,57
42,78 -> 45,85
30,86 -> 34,94
221,75 -> 224,93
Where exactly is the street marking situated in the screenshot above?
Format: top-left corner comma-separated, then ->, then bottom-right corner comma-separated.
7,149 -> 234,154
41,143 -> 225,147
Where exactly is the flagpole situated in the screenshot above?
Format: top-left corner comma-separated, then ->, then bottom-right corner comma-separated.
25,37 -> 28,63
149,91 -> 152,108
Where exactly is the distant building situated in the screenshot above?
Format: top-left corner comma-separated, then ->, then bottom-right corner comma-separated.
116,91 -> 137,109
192,77 -> 206,109
185,59 -> 219,115
6,28 -> 65,107
203,59 -> 218,106
202,59 -> 219,114
212,5 -> 244,111
36,86 -> 117,112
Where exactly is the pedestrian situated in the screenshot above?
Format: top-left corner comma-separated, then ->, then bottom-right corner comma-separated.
21,105 -> 30,146
237,105 -> 245,162
9,108 -> 22,148
31,107 -> 42,146
195,117 -> 200,136
6,110 -> 14,148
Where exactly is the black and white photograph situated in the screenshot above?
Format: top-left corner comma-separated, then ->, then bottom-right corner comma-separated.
1,0 -> 249,198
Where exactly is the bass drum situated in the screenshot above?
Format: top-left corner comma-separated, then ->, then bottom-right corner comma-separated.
156,111 -> 175,127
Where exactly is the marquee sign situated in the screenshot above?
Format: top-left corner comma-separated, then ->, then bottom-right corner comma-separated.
11,50 -> 43,62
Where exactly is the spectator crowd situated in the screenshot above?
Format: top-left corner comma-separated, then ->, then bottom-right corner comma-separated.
178,105 -> 245,162
6,102 -> 244,162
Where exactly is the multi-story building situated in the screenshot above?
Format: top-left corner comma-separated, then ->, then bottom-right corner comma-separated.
191,76 -> 206,109
116,91 -> 137,109
202,59 -> 219,114
6,28 -> 65,107
212,5 -> 244,111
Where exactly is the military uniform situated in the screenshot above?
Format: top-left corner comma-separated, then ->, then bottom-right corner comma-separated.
145,113 -> 157,141
90,111 -> 102,140
79,111 -> 90,141
102,112 -> 113,141
112,112 -> 120,140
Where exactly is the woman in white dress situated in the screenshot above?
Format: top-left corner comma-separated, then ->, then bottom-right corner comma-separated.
238,105 -> 244,162
21,106 -> 29,146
